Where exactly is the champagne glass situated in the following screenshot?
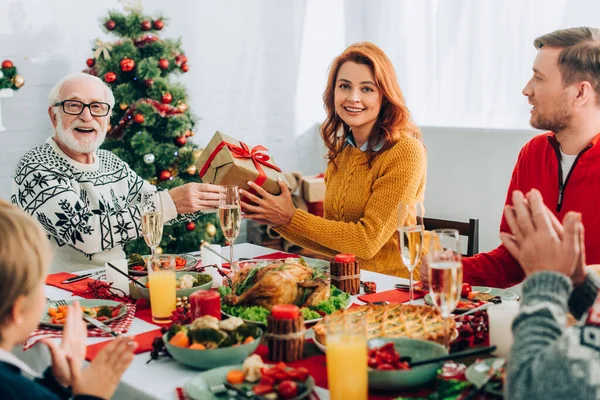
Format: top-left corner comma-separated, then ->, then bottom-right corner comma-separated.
219,185 -> 241,270
141,189 -> 164,261
427,229 -> 462,349
397,202 -> 425,303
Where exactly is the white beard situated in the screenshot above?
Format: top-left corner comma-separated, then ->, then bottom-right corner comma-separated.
54,114 -> 106,154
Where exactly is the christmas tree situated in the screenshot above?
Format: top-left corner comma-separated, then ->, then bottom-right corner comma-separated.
85,4 -> 223,255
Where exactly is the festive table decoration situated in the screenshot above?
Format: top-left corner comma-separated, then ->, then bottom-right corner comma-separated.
0,59 -> 25,131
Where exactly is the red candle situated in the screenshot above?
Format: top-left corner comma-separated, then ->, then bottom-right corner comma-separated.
189,289 -> 221,320
334,253 -> 356,263
271,304 -> 300,320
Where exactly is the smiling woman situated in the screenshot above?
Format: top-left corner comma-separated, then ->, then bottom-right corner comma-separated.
240,42 -> 427,278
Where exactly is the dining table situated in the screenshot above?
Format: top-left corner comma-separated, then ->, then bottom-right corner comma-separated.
14,242 -> 520,400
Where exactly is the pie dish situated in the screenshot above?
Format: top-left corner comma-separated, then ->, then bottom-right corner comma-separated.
312,304 -> 455,346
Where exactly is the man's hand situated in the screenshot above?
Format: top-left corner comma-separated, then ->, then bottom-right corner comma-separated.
240,178 -> 296,227
500,189 -> 583,278
41,300 -> 87,387
71,336 -> 137,399
168,183 -> 223,214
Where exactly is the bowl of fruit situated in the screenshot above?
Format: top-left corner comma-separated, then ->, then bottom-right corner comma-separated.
134,272 -> 212,300
367,337 -> 447,391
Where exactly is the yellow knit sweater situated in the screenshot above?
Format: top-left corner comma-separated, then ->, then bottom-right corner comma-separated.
277,135 -> 427,277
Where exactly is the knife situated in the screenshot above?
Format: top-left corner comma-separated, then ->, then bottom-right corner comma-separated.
82,314 -> 119,337
464,358 -> 506,399
61,271 -> 102,284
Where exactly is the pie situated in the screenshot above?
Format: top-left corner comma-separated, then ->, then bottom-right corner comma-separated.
312,304 -> 455,346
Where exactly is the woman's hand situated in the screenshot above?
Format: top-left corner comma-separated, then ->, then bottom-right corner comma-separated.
41,300 -> 87,387
240,178 -> 296,227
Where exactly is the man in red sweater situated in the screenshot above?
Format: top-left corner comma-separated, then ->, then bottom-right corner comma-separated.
421,27 -> 600,288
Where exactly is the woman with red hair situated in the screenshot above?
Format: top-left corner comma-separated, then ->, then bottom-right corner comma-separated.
241,42 -> 426,277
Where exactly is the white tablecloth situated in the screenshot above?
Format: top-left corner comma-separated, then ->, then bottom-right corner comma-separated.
16,243 -> 421,400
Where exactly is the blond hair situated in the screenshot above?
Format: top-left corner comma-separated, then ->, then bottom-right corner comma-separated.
0,199 -> 50,335
534,27 -> 600,99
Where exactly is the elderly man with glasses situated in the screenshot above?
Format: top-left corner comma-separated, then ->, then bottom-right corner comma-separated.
11,72 -> 222,272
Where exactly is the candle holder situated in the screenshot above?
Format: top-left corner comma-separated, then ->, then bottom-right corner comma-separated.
331,254 -> 361,295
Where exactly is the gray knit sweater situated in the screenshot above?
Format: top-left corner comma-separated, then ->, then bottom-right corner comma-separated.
507,271 -> 600,399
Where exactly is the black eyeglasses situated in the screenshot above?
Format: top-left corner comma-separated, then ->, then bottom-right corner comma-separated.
54,100 -> 111,117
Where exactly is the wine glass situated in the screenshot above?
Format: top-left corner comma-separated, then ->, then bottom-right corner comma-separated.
219,185 -> 241,271
427,229 -> 462,349
141,189 -> 164,261
397,202 -> 425,303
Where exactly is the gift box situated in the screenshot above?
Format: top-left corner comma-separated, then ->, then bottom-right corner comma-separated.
196,131 -> 290,195
301,174 -> 325,202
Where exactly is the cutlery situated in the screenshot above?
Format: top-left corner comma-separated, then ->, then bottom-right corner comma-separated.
82,313 -> 120,337
394,283 -> 427,292
464,358 -> 506,400
454,302 -> 494,319
106,262 -> 146,288
400,346 -> 497,368
200,241 -> 232,264
61,271 -> 103,284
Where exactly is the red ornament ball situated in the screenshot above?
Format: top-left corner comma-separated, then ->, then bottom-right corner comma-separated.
133,113 -> 145,124
181,63 -> 189,73
158,58 -> 169,70
153,19 -> 164,30
2,60 -> 13,69
175,54 -> 188,66
86,58 -> 95,68
140,20 -> 151,31
104,72 -> 117,83
143,79 -> 154,88
161,92 -> 172,104
159,170 -> 172,181
105,20 -> 116,30
174,136 -> 187,147
120,57 -> 135,72
186,222 -> 196,231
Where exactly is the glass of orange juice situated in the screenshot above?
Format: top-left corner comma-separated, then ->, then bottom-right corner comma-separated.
326,311 -> 368,400
147,255 -> 176,324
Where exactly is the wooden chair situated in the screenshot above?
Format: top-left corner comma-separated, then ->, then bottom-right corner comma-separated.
423,217 -> 479,257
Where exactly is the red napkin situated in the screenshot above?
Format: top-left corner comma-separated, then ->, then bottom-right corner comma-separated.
45,273 -> 97,296
255,252 -> 301,260
357,289 -> 426,304
85,328 -> 163,361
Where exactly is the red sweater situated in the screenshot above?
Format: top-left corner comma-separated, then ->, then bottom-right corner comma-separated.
463,132 -> 600,288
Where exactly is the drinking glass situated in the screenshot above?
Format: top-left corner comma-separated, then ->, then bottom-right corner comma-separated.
397,202 -> 425,303
219,185 -> 241,270
141,189 -> 164,261
147,255 -> 176,324
427,229 -> 462,348
326,311 -> 368,400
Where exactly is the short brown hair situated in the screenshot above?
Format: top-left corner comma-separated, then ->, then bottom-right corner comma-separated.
534,27 -> 600,98
0,199 -> 50,335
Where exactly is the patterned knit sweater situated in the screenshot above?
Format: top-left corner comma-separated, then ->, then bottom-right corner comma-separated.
277,135 -> 427,277
507,271 -> 600,399
11,138 -> 194,273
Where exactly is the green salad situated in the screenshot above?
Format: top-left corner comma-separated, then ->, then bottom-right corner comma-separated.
219,286 -> 351,324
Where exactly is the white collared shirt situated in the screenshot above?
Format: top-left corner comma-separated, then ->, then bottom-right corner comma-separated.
0,347 -> 42,379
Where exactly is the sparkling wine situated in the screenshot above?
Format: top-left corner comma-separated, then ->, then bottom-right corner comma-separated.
397,226 -> 424,271
428,261 -> 463,316
142,212 -> 164,248
219,205 -> 241,241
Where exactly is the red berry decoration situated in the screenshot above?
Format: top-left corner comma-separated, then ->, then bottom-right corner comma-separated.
158,58 -> 169,70
153,19 -> 164,30
181,63 -> 189,73
186,222 -> 196,231
174,136 -> 187,147
86,58 -> 95,68
105,19 -> 116,30
161,92 -> 172,104
143,79 -> 154,88
133,114 -> 145,124
104,72 -> 117,83
120,57 -> 135,72
2,60 -> 13,69
141,20 -> 151,31
159,170 -> 172,181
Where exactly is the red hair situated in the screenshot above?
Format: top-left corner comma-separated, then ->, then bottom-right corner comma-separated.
321,42 -> 421,168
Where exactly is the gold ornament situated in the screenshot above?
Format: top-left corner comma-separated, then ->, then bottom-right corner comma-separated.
119,0 -> 143,13
206,223 -> 217,237
149,178 -> 157,185
177,103 -> 188,112
187,165 -> 197,175
12,75 -> 24,88
193,149 -> 203,159
120,103 -> 128,110
155,246 -> 163,255
93,38 -> 113,60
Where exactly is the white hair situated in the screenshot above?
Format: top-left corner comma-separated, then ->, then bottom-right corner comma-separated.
48,72 -> 115,111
